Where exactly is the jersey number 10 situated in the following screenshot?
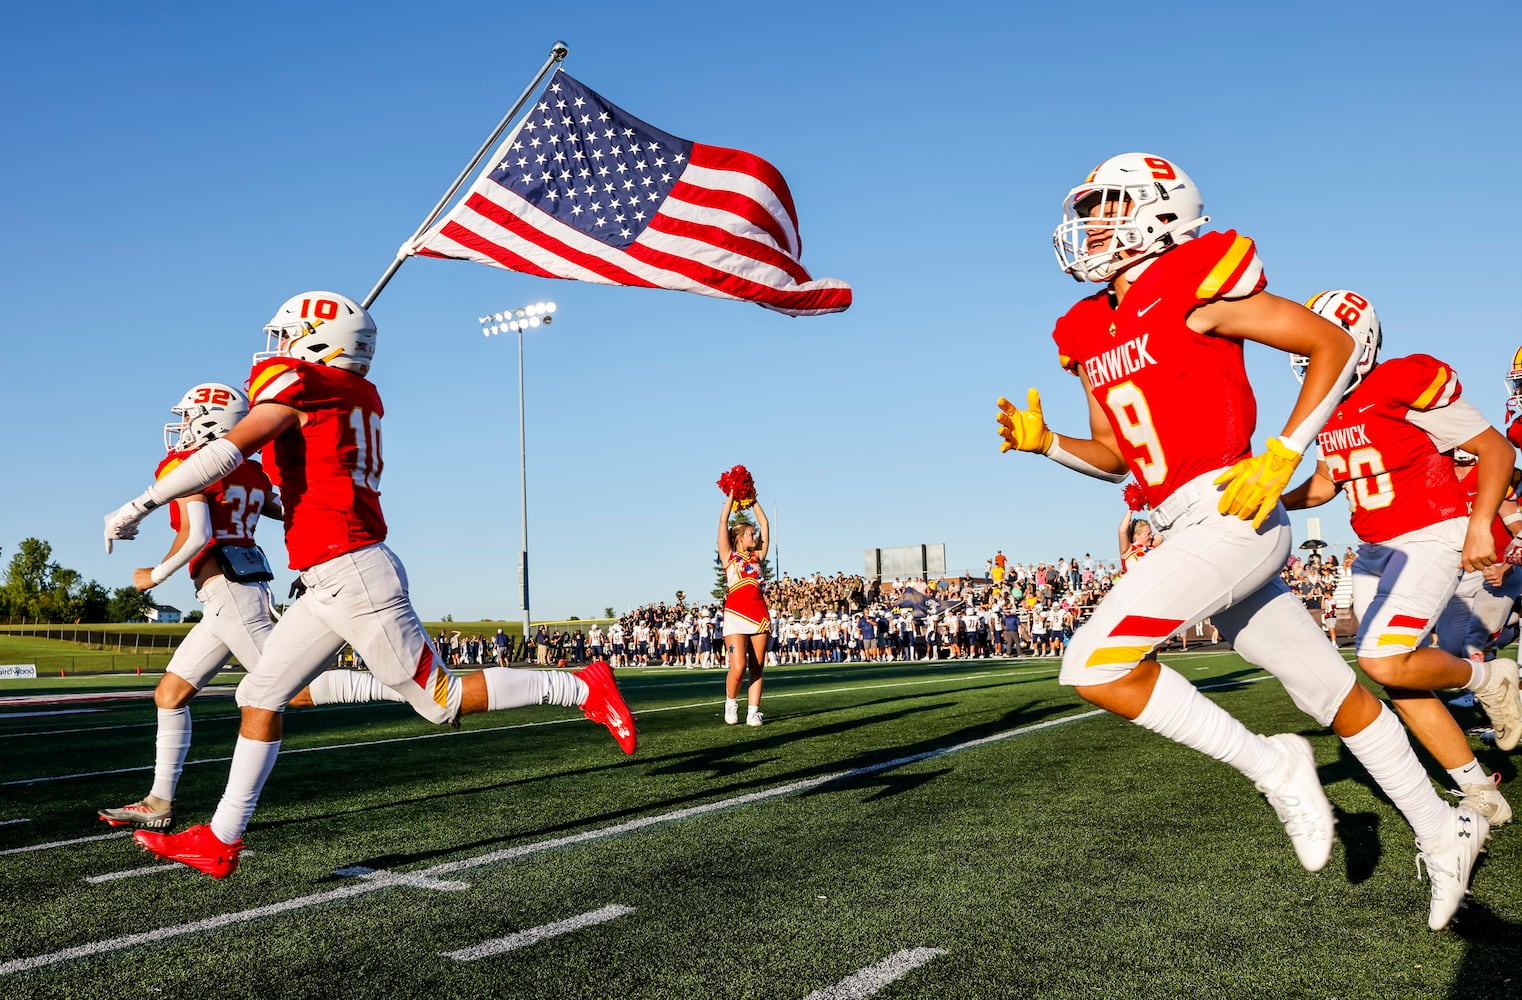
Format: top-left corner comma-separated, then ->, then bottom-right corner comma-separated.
347,409 -> 383,492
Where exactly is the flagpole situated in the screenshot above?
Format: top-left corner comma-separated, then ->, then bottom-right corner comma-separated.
361,40 -> 569,309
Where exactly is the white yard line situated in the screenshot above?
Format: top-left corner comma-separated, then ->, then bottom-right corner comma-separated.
441,904 -> 635,961
0,707 -> 1103,976
804,948 -> 948,1000
0,818 -> 31,827
0,709 -> 107,720
85,851 -> 257,884
0,830 -> 129,857
85,861 -> 183,883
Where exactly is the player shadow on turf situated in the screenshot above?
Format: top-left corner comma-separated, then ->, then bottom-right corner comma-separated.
318,700 -> 1074,874
1190,666 -> 1271,692
1447,901 -> 1521,998
807,767 -> 955,803
1316,738 -> 1390,884
643,698 -> 964,778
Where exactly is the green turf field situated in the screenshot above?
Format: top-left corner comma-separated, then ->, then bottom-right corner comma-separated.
1,653 -> 1517,999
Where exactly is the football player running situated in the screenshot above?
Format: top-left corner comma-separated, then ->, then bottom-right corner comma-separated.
999,154 -> 1487,929
1506,346 -> 1522,452
1280,292 -> 1518,827
103,292 -> 636,878
97,384 -> 279,833
1434,451 -> 1522,693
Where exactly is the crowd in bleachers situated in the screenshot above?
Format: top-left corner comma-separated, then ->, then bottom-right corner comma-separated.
475,537 -> 1357,669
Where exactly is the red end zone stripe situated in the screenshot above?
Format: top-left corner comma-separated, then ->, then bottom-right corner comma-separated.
1109,615 -> 1185,638
1389,614 -> 1429,630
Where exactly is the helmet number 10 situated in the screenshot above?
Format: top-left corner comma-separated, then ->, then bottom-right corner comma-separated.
300,297 -> 341,321
347,409 -> 383,493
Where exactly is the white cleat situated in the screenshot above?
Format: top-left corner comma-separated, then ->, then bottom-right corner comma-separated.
1254,733 -> 1335,872
1417,805 -> 1489,931
723,698 -> 738,726
1457,774 -> 1512,827
746,708 -> 764,728
1472,658 -> 1521,751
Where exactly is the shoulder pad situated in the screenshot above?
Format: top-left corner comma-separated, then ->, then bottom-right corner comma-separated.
1179,230 -> 1266,303
248,359 -> 302,406
1377,354 -> 1461,411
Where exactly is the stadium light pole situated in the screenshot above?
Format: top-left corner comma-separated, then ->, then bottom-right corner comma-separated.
478,301 -> 558,659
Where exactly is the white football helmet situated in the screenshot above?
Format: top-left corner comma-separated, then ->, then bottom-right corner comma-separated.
1453,448 -> 1478,465
165,382 -> 248,452
1507,344 -> 1522,413
258,291 -> 377,376
1053,153 -> 1209,283
1292,290 -> 1382,394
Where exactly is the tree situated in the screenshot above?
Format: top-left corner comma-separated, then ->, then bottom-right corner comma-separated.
108,586 -> 155,623
77,581 -> 111,623
0,537 -> 122,623
2,537 -> 55,618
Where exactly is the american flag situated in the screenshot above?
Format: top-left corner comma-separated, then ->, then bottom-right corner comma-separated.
410,69 -> 851,317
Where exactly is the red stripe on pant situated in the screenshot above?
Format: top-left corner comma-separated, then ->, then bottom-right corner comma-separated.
412,646 -> 435,688
1109,615 -> 1185,638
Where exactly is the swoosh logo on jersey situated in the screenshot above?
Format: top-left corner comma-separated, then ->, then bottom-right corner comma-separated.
1137,298 -> 1162,317
1358,404 -> 1376,413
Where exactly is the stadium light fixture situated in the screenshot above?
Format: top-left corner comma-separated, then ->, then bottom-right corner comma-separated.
477,301 -> 559,656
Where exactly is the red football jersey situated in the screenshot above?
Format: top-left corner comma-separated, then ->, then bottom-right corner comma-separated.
1508,414 -> 1522,451
247,357 -> 386,570
1052,229 -> 1265,507
1313,355 -> 1469,543
157,454 -> 273,577
1459,471 -> 1514,557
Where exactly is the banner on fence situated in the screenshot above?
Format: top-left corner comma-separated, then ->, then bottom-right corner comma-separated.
0,664 -> 38,679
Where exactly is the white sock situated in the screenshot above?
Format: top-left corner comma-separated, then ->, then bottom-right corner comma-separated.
1467,660 -> 1492,690
149,706 -> 192,803
483,668 -> 588,710
1446,758 -> 1487,789
747,704 -> 761,716
1340,702 -> 1449,843
306,670 -> 407,705
1132,664 -> 1281,785
209,736 -> 281,844
545,670 -> 588,708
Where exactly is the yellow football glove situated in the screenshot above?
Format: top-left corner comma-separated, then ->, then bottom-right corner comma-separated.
996,388 -> 1055,455
1214,437 -> 1302,529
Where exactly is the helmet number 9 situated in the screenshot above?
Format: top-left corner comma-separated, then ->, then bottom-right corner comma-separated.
1142,157 -> 1176,180
299,298 -> 341,321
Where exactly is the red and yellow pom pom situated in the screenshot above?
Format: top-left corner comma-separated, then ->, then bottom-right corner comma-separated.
717,465 -> 757,509
1123,481 -> 1148,512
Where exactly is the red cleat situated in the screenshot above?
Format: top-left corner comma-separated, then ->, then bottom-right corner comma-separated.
133,823 -> 243,878
574,660 -> 637,754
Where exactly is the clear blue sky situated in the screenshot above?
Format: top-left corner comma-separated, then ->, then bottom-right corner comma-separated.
3,2 -> 1518,622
